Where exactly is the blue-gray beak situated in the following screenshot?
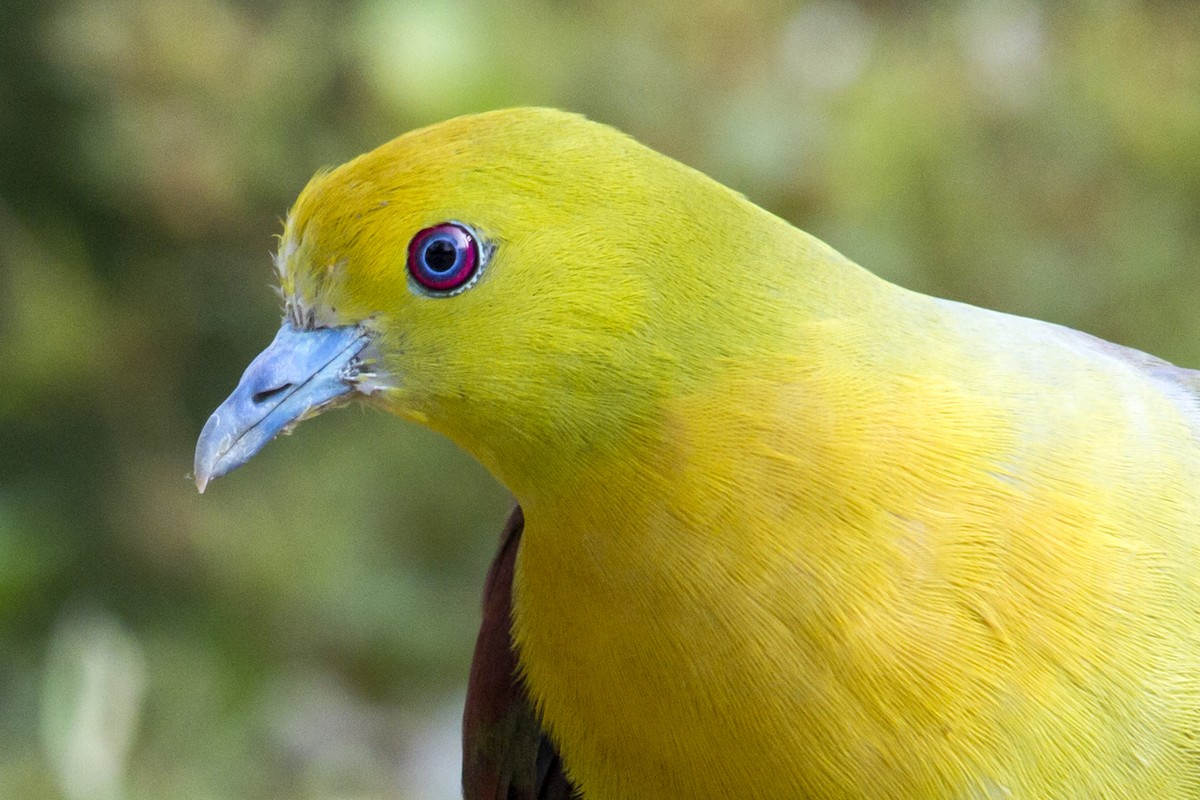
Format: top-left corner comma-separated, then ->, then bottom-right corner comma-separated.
194,322 -> 372,492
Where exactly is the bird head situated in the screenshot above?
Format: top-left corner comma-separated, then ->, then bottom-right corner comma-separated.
194,108 -> 816,499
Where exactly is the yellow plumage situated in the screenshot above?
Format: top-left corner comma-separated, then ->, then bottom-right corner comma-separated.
220,109 -> 1200,797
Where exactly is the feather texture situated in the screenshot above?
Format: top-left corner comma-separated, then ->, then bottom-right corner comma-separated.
228,109 -> 1200,798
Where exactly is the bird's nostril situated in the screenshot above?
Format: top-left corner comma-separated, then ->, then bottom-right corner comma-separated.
252,383 -> 293,404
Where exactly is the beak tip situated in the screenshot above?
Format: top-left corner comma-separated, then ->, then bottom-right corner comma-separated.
193,428 -> 250,494
194,416 -> 222,494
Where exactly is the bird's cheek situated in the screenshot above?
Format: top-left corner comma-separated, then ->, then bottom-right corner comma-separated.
358,382 -> 429,425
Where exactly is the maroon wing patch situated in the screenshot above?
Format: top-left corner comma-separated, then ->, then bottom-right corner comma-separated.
462,507 -> 577,799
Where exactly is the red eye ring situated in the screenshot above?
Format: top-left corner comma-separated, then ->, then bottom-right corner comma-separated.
407,222 -> 480,293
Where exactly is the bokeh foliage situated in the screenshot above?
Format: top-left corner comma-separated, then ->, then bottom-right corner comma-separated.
2,1 -> 1199,798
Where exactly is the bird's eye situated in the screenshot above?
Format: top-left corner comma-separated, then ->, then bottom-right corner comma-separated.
407,222 -> 481,294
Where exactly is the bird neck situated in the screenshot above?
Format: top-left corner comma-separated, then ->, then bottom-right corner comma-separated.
424,222 -> 905,509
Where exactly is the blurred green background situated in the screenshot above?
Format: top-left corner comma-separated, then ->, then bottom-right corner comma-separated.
2,0 -> 1199,798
